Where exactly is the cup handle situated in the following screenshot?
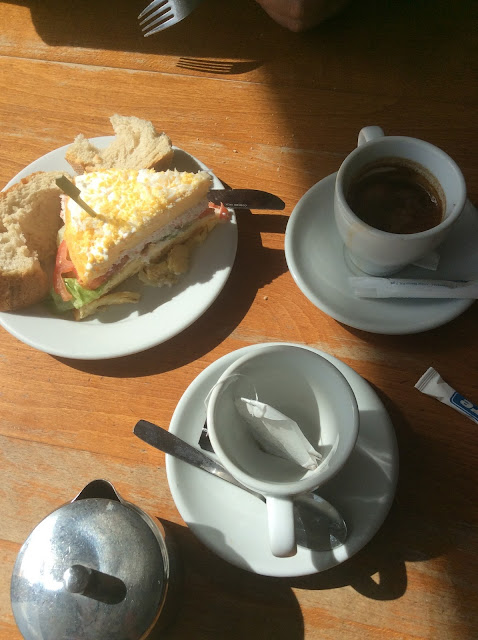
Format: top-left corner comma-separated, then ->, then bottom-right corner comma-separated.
358,126 -> 384,146
265,496 -> 296,558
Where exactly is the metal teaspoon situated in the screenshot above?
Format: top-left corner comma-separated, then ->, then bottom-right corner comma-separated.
134,420 -> 347,552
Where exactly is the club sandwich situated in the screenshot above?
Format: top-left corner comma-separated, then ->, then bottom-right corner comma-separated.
51,168 -> 230,319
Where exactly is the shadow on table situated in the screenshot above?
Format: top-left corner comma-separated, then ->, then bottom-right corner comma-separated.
6,0 -> 265,71
155,519 -> 305,640
6,0 -> 476,133
289,382 -> 478,602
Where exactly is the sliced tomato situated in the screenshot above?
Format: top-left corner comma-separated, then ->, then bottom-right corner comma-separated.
53,243 -> 129,299
81,274 -> 108,290
53,240 -> 77,301
81,255 -> 128,290
207,201 -> 231,220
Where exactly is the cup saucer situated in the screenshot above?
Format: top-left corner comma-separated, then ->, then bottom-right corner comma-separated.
166,343 -> 398,578
285,173 -> 478,334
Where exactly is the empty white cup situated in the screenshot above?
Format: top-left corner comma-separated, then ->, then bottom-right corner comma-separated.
206,344 -> 359,558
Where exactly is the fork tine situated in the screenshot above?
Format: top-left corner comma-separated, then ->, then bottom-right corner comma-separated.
139,6 -> 169,27
141,11 -> 174,33
142,15 -> 176,36
138,0 -> 167,20
139,0 -> 203,36
143,20 -> 174,36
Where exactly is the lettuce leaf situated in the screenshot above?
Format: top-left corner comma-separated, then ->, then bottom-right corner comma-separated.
50,279 -> 106,314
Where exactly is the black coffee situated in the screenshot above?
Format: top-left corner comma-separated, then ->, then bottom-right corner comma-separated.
346,158 -> 444,234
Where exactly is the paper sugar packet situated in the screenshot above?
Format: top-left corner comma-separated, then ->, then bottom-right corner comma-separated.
415,367 -> 478,425
235,397 -> 322,470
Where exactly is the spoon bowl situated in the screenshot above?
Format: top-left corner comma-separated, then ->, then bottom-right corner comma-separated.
294,493 -> 347,551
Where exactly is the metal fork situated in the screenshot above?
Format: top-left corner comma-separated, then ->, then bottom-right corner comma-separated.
138,0 -> 203,37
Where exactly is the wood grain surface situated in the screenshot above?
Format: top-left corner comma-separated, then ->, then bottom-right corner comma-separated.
0,0 -> 477,638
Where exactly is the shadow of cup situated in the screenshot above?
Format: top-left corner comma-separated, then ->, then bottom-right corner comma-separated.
154,519 -> 305,640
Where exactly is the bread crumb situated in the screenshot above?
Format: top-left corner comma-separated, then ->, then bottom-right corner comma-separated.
263,295 -> 268,300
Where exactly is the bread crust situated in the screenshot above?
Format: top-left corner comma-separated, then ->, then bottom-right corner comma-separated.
65,115 -> 173,174
0,263 -> 49,311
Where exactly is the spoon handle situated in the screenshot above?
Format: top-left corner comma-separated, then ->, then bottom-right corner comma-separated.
134,420 -> 263,500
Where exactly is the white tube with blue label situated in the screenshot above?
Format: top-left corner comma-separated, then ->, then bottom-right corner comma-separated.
415,367 -> 478,425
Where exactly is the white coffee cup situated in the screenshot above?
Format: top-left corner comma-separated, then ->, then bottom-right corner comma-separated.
334,126 -> 467,276
206,344 -> 359,558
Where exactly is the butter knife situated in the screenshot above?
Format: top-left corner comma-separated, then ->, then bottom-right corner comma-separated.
208,189 -> 285,210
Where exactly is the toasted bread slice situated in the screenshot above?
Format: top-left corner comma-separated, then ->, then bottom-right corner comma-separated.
65,115 -> 173,174
0,171 -> 66,311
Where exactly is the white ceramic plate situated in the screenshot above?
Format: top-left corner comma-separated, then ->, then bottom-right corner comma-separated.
0,138 -> 237,359
285,173 -> 477,334
166,343 -> 399,578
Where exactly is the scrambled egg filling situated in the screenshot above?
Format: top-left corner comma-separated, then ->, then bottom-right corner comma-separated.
67,169 -> 209,271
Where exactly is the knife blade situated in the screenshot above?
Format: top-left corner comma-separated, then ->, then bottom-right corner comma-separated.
134,419 -> 257,494
208,189 -> 285,210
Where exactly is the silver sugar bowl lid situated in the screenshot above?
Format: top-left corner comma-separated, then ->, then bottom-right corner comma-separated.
11,480 -> 174,640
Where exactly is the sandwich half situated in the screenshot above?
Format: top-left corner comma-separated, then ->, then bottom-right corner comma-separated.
51,168 -> 230,319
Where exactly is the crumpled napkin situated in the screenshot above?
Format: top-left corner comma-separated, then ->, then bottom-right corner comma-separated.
235,397 -> 322,470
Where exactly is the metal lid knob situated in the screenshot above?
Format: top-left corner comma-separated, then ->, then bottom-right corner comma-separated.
64,565 -> 92,594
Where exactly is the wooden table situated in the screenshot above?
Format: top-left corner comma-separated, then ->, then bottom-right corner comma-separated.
1,1 -> 477,638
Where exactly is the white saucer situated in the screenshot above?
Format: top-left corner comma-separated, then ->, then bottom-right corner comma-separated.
0,139 -> 237,359
285,173 -> 478,334
166,343 -> 398,578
